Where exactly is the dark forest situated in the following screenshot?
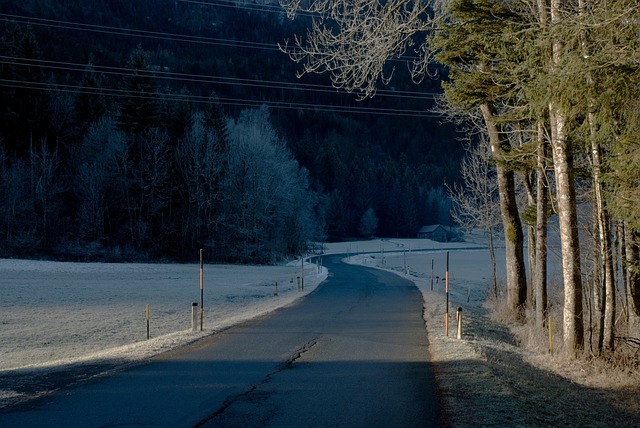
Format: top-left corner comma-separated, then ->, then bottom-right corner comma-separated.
0,0 -> 462,262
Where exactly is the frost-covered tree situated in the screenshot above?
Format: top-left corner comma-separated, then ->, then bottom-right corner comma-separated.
448,139 -> 501,298
358,208 -> 379,239
74,116 -> 127,244
176,111 -> 224,254
225,106 -> 319,262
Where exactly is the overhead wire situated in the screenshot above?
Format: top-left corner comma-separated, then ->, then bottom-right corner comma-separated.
0,12 -> 281,51
177,0 -> 311,16
0,7 -> 442,117
0,78 -> 441,117
0,55 -> 439,101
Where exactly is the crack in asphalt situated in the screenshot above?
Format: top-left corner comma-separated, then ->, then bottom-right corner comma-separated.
193,338 -> 319,428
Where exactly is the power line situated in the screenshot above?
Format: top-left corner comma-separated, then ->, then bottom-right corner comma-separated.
0,9 -> 442,117
177,0 -> 302,15
0,55 -> 440,100
0,79 -> 443,118
0,12 -> 428,104
0,11 -> 423,65
0,12 -> 282,51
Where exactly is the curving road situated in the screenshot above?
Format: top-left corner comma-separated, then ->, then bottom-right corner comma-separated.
0,255 -> 438,427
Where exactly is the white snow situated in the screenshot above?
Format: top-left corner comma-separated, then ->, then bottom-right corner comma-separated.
0,238 -> 486,409
0,239 -> 476,404
0,258 -> 326,374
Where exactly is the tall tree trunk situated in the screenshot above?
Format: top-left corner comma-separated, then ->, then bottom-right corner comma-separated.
590,120 -> 616,353
549,0 -> 584,357
578,0 -> 615,355
549,104 -> 585,355
522,171 -> 537,307
480,103 -> 527,315
489,228 -> 498,299
591,194 -> 604,353
535,122 -> 549,329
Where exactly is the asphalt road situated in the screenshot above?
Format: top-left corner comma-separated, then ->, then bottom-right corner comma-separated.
0,255 -> 438,427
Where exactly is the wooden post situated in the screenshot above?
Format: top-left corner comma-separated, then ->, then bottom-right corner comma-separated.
431,259 -> 434,291
446,251 -> 450,336
549,316 -> 553,354
200,248 -> 204,331
192,302 -> 198,332
146,304 -> 150,340
301,256 -> 304,290
404,251 -> 407,274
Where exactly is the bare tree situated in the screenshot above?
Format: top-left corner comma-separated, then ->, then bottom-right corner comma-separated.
448,138 -> 501,298
0,148 -> 29,245
30,140 -> 62,248
75,116 -> 127,244
280,0 -> 431,99
177,111 -> 225,253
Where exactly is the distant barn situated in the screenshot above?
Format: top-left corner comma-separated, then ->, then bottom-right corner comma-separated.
417,225 -> 448,242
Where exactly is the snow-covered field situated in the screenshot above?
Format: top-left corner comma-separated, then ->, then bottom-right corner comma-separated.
0,259 -> 326,374
0,238 -> 450,374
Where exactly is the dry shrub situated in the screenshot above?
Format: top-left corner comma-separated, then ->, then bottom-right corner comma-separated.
483,278 -> 523,324
492,276 -> 639,392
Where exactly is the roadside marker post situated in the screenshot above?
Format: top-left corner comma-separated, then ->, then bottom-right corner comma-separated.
549,316 -> 554,355
192,302 -> 198,332
403,251 -> 407,274
445,251 -> 450,337
457,307 -> 463,339
146,304 -> 150,340
431,259 -> 434,291
200,248 -> 204,331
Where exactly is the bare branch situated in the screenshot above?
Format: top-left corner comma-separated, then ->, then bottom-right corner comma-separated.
279,0 -> 432,98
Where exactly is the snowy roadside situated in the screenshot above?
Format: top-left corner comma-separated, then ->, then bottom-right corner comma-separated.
345,246 -> 640,427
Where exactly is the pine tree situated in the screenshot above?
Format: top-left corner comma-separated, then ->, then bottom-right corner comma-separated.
117,45 -> 160,137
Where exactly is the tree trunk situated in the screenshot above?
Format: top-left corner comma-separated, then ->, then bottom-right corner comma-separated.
590,119 -> 616,353
591,196 -> 604,353
549,0 -> 584,357
489,228 -> 498,299
522,171 -> 537,308
534,122 -> 548,329
549,104 -> 585,356
480,103 -> 527,315
625,225 -> 640,337
618,222 -> 628,321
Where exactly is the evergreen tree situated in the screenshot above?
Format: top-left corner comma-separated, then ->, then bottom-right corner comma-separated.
116,45 -> 160,137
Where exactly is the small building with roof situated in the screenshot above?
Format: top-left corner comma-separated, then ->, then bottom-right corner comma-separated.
417,224 -> 448,242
